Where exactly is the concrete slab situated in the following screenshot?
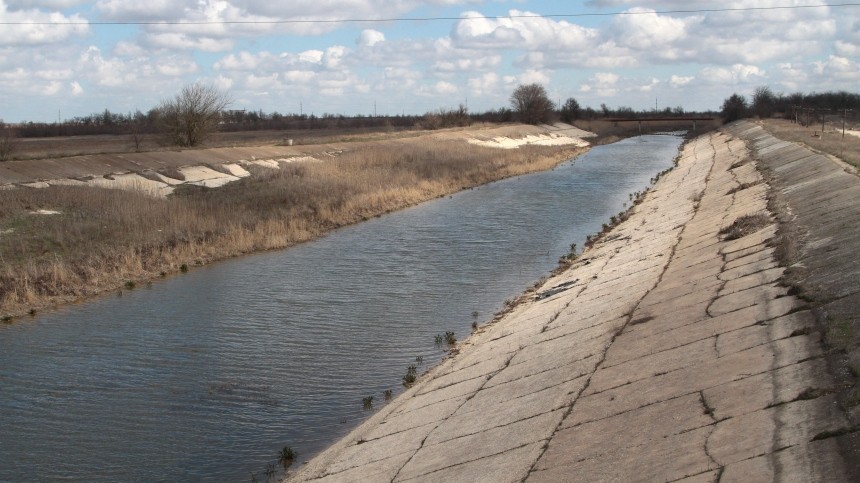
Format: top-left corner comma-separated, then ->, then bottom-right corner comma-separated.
707,395 -> 850,466
720,439 -> 850,482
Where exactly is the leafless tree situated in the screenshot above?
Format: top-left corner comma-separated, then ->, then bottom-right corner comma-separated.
510,83 -> 554,125
0,122 -> 20,161
157,83 -> 232,147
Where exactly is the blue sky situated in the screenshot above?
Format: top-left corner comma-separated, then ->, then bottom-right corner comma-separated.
1,1 -> 858,123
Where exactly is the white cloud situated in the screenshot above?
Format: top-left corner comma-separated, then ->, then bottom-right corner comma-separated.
608,8 -> 689,50
517,69 -> 551,86
669,75 -> 694,87
155,57 -> 198,77
637,77 -> 660,92
6,0 -> 88,8
70,80 -> 84,95
468,72 -> 499,95
144,32 -> 233,52
0,2 -> 88,46
700,64 -> 766,85
357,29 -> 385,48
434,81 -> 458,94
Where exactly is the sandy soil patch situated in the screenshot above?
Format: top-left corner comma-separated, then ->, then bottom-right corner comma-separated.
469,133 -> 590,149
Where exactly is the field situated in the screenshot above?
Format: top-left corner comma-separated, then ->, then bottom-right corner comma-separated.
760,118 -> 860,169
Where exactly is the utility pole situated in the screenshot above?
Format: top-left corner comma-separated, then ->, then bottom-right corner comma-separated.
842,108 -> 854,138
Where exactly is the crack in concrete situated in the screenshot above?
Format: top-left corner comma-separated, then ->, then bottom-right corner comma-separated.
520,136 -> 717,482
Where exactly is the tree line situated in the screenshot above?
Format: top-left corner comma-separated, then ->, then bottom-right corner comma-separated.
721,88 -> 860,123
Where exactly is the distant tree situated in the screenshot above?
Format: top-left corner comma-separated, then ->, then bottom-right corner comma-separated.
600,103 -> 611,117
751,86 -> 777,118
559,97 -> 581,123
0,122 -> 20,161
721,93 -> 749,123
157,83 -> 232,147
510,83 -> 554,124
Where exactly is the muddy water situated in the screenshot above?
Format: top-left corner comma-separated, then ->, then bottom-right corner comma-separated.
0,134 -> 683,481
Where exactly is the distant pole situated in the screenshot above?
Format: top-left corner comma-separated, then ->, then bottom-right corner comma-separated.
300,101 -> 303,117
374,100 -> 377,117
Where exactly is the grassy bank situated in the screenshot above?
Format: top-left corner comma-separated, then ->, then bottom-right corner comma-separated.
0,139 -> 584,318
760,118 -> 860,169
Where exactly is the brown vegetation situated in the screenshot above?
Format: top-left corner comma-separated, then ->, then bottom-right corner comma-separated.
760,118 -> 860,169
0,139 -> 584,317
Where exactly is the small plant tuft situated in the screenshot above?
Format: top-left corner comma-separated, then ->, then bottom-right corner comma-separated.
383,389 -> 393,401
403,364 -> 418,386
719,214 -> 770,240
362,395 -> 374,410
180,263 -> 189,273
124,280 -> 136,290
278,446 -> 297,469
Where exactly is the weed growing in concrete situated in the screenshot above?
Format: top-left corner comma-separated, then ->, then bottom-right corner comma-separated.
278,446 -> 297,469
434,331 -> 457,348
719,214 -> 770,240
403,364 -> 418,386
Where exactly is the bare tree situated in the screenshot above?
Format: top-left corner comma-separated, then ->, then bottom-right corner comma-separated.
0,122 -> 20,161
510,83 -> 554,125
157,83 -> 232,147
751,86 -> 777,119
559,97 -> 581,123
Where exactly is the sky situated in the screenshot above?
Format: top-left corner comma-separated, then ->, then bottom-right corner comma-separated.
1,0 -> 859,123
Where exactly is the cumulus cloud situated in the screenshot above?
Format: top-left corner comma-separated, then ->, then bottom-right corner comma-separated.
581,72 -> 620,96
701,64 -> 766,85
669,75 -> 694,87
70,80 -> 84,95
357,29 -> 385,48
6,0 -> 88,8
0,1 -> 88,46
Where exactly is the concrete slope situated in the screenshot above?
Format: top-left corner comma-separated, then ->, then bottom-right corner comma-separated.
289,128 -> 850,482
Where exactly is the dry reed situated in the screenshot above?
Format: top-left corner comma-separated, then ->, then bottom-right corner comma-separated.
0,139 -> 583,316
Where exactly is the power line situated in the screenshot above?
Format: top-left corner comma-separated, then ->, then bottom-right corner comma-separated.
1,3 -> 858,26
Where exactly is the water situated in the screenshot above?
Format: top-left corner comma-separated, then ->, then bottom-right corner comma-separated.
0,135 -> 683,481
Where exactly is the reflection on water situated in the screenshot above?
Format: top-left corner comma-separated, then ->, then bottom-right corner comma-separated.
0,135 -> 683,481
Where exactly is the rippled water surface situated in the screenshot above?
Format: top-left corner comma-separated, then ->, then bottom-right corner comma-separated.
0,135 -> 683,481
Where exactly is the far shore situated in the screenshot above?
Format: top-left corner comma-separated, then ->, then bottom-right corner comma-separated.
1,123 -> 596,320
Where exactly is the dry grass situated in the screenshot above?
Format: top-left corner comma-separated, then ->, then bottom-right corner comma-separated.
760,118 -> 860,169
719,214 -> 771,240
0,139 -> 582,316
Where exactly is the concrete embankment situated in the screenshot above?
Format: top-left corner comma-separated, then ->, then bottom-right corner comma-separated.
290,124 -> 854,482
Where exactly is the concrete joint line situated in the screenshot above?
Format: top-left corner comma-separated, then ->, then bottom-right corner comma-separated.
389,350 -> 519,481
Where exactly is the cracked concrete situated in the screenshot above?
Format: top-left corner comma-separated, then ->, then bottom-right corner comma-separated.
288,126 -> 851,482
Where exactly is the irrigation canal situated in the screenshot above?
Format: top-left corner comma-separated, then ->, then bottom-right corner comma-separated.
0,134 -> 683,481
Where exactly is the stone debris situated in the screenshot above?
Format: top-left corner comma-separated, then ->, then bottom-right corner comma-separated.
290,124 -> 852,482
